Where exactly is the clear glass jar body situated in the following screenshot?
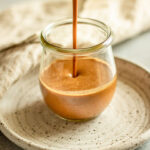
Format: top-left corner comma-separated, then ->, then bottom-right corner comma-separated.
40,18 -> 117,121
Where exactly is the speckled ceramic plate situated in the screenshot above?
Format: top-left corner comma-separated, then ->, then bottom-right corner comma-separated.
0,58 -> 150,150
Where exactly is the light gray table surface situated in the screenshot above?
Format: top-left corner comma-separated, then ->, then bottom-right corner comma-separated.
0,0 -> 150,150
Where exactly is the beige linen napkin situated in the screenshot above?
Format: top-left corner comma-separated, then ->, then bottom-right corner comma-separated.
0,0 -> 72,50
0,0 -> 150,99
0,0 -> 72,98
81,0 -> 150,43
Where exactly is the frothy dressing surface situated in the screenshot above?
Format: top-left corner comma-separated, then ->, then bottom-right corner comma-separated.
40,58 -> 113,92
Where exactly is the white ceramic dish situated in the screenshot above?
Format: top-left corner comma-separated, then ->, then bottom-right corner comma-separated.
0,58 -> 150,150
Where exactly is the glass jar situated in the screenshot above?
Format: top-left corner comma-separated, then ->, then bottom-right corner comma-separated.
40,18 -> 117,121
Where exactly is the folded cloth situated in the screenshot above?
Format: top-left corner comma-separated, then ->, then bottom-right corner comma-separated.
81,0 -> 150,43
0,0 -> 150,99
0,43 -> 41,98
0,0 -> 72,98
0,0 -> 72,50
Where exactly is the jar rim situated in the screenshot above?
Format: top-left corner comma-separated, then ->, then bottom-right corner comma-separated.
41,18 -> 112,54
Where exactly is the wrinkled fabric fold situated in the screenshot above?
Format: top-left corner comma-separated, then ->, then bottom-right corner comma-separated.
81,0 -> 150,43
